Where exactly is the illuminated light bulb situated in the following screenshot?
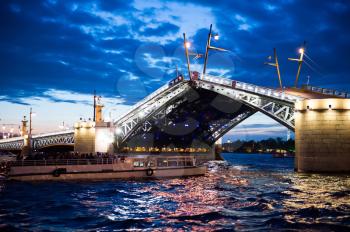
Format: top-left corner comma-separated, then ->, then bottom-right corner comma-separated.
185,42 -> 191,48
299,48 -> 304,54
115,128 -> 122,135
213,34 -> 219,40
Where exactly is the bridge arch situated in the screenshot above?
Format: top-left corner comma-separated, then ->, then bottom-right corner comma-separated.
0,75 -> 300,154
195,77 -> 296,131
114,76 -> 300,150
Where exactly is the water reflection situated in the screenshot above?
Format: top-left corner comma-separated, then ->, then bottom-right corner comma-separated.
282,173 -> 350,226
0,154 -> 349,231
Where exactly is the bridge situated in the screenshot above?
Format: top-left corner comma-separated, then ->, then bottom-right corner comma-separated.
0,130 -> 74,151
1,74 -> 350,173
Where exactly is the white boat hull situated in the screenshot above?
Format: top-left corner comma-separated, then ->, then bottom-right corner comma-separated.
8,165 -> 207,181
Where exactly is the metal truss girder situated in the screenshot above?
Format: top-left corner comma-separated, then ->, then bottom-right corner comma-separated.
196,80 -> 296,130
207,110 -> 257,143
0,131 -> 74,151
115,82 -> 191,140
121,97 -> 187,143
33,133 -> 74,149
0,139 -> 24,150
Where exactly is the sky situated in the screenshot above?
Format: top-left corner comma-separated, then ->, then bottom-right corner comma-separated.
0,0 -> 349,141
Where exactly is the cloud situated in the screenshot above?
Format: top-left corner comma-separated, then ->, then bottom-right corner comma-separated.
0,89 -> 130,133
141,22 -> 180,36
1,0 -> 350,135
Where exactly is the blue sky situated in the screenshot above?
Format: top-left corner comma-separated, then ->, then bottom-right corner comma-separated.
0,0 -> 349,140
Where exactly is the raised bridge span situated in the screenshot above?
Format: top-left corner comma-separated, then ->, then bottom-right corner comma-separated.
1,75 -> 350,173
0,75 -> 303,150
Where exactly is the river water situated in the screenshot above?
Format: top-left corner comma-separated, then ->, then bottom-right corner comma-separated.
0,153 -> 349,231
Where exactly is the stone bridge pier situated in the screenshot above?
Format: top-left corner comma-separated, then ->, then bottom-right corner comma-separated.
295,98 -> 350,173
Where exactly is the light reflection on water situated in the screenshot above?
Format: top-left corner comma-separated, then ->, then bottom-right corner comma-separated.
0,153 -> 349,231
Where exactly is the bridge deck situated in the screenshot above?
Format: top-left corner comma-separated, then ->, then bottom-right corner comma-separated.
0,75 -> 348,150
284,88 -> 343,99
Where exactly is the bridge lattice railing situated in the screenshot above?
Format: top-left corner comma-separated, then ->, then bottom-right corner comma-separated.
201,74 -> 303,103
113,82 -> 174,124
198,75 -> 299,130
114,80 -> 190,139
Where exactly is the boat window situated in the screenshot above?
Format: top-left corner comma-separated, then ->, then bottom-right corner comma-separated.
146,161 -> 155,167
178,160 -> 185,166
133,160 -> 144,167
157,159 -> 168,167
186,160 -> 193,166
168,160 -> 178,167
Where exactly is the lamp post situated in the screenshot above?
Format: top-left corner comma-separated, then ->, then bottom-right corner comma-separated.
2,126 -> 5,139
183,33 -> 192,79
29,108 -> 33,136
306,75 -> 310,86
93,90 -> 96,122
202,24 -> 228,77
265,48 -> 283,90
203,24 -> 213,76
28,107 -> 36,149
59,121 -> 66,130
288,41 -> 306,88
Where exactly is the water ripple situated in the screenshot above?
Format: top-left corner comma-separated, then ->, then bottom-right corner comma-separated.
0,153 -> 349,231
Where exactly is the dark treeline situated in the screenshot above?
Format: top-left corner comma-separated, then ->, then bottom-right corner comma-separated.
222,137 -> 295,153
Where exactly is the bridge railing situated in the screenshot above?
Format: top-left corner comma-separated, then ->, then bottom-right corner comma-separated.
201,74 -> 303,102
0,130 -> 74,144
0,136 -> 24,143
302,85 -> 350,98
32,130 -> 74,139
113,83 -> 171,124
8,159 -> 116,166
113,79 -> 186,125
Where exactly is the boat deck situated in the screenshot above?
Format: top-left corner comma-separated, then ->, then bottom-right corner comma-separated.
5,156 -> 207,181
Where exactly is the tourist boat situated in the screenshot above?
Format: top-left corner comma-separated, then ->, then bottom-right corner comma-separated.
4,156 -> 207,181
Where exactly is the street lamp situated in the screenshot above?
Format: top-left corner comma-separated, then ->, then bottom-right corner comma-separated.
29,107 -> 36,136
202,24 -> 228,77
28,107 -> 36,150
115,128 -> 122,135
183,33 -> 192,79
59,121 -> 65,130
265,48 -> 283,90
1,126 -> 5,139
288,41 -> 306,88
